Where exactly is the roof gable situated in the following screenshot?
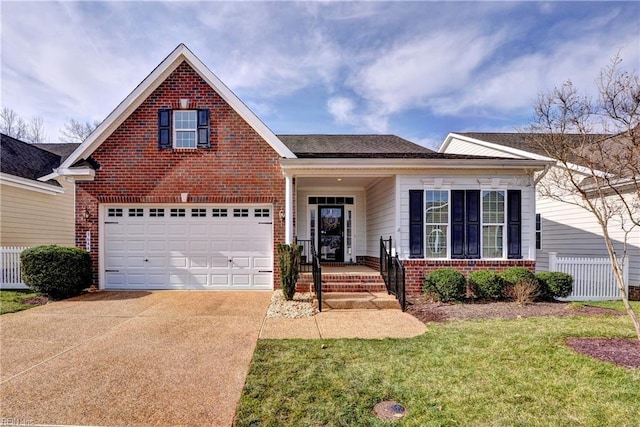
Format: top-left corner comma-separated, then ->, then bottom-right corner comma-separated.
0,134 -> 63,183
60,44 -> 294,172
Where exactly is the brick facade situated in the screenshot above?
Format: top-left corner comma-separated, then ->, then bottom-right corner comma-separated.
76,61 -> 286,286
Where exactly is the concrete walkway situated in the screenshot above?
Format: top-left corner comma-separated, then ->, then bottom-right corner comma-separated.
1,290 -> 426,427
0,291 -> 271,427
260,309 -> 427,339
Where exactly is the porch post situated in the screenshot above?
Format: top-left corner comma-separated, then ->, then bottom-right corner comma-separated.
285,174 -> 293,244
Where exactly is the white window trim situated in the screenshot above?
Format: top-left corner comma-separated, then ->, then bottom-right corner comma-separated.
173,110 -> 197,149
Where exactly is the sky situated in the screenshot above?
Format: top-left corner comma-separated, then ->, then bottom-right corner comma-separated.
1,1 -> 639,150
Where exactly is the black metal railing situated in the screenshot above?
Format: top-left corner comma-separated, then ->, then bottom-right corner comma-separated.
296,239 -> 313,273
312,245 -> 322,312
296,238 -> 322,312
380,236 -> 406,311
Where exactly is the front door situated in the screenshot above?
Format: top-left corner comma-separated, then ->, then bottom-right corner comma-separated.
319,206 -> 344,262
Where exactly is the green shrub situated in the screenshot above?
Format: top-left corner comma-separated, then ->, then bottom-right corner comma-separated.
277,243 -> 302,301
468,270 -> 505,299
536,271 -> 573,300
423,268 -> 466,302
21,245 -> 92,299
499,267 -> 537,286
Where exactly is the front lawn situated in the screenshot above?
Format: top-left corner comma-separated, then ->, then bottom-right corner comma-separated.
236,313 -> 639,426
0,290 -> 45,315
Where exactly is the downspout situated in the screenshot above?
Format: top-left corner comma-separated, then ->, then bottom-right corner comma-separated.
533,164 -> 552,186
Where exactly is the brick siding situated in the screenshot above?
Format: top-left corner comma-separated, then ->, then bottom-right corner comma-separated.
76,61 -> 285,286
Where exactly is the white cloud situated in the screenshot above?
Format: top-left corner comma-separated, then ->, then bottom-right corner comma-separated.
327,97 -> 356,125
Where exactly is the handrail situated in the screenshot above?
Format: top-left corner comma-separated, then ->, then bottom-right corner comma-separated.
380,236 -> 406,311
295,238 -> 322,311
311,240 -> 322,312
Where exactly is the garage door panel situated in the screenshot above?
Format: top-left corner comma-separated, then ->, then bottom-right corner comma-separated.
211,254 -> 229,268
169,257 -> 187,268
147,225 -> 166,236
169,241 -> 187,251
190,257 -> 208,268
148,240 -> 166,251
104,205 -> 273,290
211,275 -> 230,286
189,241 -> 209,252
169,224 -> 188,236
232,275 -> 250,286
253,274 -> 272,287
232,257 -> 250,268
253,257 -> 271,269
126,224 -> 146,235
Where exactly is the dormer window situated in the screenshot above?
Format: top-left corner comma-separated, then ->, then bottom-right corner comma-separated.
158,108 -> 210,150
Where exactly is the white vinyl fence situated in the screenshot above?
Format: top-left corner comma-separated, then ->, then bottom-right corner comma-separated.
549,252 -> 628,301
0,247 -> 29,289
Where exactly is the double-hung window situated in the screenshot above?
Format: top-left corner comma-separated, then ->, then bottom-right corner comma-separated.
158,108 -> 210,149
174,111 -> 197,148
481,190 -> 505,258
425,190 -> 449,258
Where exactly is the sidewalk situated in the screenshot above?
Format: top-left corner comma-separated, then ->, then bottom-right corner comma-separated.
259,309 -> 427,339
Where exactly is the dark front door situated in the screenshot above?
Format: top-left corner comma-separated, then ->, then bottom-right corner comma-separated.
319,206 -> 344,262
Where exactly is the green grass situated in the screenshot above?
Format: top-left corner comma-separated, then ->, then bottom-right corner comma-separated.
236,314 -> 640,426
585,300 -> 640,312
0,290 -> 42,315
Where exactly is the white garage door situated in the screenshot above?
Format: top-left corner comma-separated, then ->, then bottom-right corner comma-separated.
103,205 -> 273,290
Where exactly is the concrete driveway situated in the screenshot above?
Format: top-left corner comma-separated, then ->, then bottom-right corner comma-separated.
0,291 -> 271,427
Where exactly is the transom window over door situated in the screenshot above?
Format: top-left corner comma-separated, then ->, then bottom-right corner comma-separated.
174,110 -> 197,148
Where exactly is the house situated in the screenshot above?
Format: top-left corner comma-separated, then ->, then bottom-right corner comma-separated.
0,134 -> 79,287
45,44 -> 549,293
440,132 -> 640,300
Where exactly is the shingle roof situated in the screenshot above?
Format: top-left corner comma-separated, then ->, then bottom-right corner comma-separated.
456,132 -> 609,159
1,134 -> 64,184
277,134 -> 435,158
33,143 -> 81,163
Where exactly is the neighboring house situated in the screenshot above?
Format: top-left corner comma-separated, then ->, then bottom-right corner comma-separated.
44,44 -> 549,293
440,132 -> 640,299
0,134 -> 79,288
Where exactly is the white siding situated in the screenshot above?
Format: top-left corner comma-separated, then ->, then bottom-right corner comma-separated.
295,188 -> 366,257
536,174 -> 640,286
444,137 -> 528,158
0,179 -> 75,247
397,171 -> 536,260
365,177 -> 396,256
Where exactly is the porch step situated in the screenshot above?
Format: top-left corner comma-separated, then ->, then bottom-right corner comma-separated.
320,292 -> 401,310
297,271 -> 387,293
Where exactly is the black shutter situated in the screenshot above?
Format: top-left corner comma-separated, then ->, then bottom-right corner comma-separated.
409,190 -> 424,258
197,109 -> 210,149
451,190 -> 465,259
158,109 -> 172,149
507,190 -> 522,259
466,190 -> 480,259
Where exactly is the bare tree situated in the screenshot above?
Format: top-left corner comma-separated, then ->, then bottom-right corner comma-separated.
527,56 -> 640,340
1,107 -> 47,143
59,118 -> 100,143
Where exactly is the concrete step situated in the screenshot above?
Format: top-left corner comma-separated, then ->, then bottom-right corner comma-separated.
319,292 -> 401,310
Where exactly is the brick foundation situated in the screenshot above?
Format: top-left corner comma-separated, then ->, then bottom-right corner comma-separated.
629,286 -> 640,301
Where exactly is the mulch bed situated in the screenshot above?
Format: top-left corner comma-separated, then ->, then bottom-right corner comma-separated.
407,295 -> 639,370
21,295 -> 50,306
